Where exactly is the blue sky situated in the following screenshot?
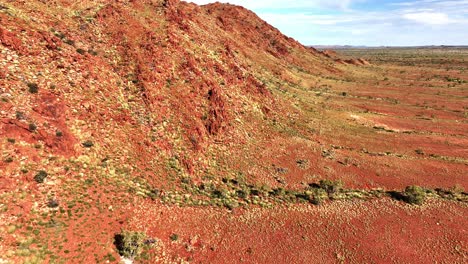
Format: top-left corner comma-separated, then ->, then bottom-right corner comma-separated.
188,0 -> 468,46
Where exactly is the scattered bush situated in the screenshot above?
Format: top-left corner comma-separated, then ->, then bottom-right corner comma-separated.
404,185 -> 426,205
275,167 -> 288,174
28,123 -> 37,131
310,188 -> 328,205
64,39 -> 75,46
15,111 -> 25,120
7,138 -> 16,143
47,198 -> 59,208
56,130 -> 63,137
169,233 -> 179,241
82,140 -> 94,148
88,50 -> 98,56
114,230 -> 146,259
450,184 -> 464,194
415,149 -> 424,155
434,185 -> 465,201
147,189 -> 160,200
34,170 -> 48,183
296,159 -> 310,169
27,83 -> 39,94
319,179 -> 343,195
76,48 -> 86,55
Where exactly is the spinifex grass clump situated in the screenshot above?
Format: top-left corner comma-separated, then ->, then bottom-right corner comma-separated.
34,170 -> 48,183
114,230 -> 147,259
309,188 -> 328,205
319,179 -> 343,197
27,83 -> 39,93
404,185 -> 427,205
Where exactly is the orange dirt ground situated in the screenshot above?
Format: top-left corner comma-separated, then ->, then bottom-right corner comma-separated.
0,0 -> 467,263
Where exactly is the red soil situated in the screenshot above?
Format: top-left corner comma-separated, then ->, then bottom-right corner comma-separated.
129,198 -> 468,263
0,0 -> 466,263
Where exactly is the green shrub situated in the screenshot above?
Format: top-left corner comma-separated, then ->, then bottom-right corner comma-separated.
27,83 -> 39,94
64,39 -> 75,46
76,48 -> 86,55
47,198 -> 59,208
169,233 -> 179,241
82,140 -> 94,148
310,188 -> 328,205
88,50 -> 98,56
404,185 -> 426,205
15,111 -> 25,120
34,170 -> 48,183
319,179 -> 343,195
114,230 -> 146,259
450,184 -> 464,194
28,123 -> 37,131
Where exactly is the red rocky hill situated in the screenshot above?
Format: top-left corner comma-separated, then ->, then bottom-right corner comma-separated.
1,0 -> 466,263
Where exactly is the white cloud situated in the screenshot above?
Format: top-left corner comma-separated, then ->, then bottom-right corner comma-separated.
403,12 -> 452,25
186,0 -> 468,46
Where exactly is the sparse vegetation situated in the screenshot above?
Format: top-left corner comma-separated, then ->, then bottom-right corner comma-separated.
28,123 -> 37,131
76,48 -> 86,55
15,111 -> 25,120
169,233 -> 179,241
88,50 -> 98,56
415,149 -> 424,155
114,230 -> 147,259
34,170 -> 48,183
1,2 -> 467,263
27,83 -> 39,93
82,141 -> 94,148
47,198 -> 59,208
310,188 -> 328,205
319,179 -> 343,196
296,159 -> 310,169
64,39 -> 75,46
403,185 -> 427,205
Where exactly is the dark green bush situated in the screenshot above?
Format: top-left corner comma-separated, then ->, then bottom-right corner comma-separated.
47,198 -> 59,208
15,111 -> 25,120
64,39 -> 75,46
88,50 -> 98,56
404,185 -> 426,205
82,140 -> 94,148
34,170 -> 48,183
76,48 -> 86,55
415,149 -> 424,155
28,123 -> 37,131
310,188 -> 328,205
169,233 -> 179,241
27,83 -> 39,94
319,179 -> 343,195
114,230 -> 146,259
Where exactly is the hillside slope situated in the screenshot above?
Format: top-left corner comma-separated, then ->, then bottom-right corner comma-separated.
1,0 -> 467,263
